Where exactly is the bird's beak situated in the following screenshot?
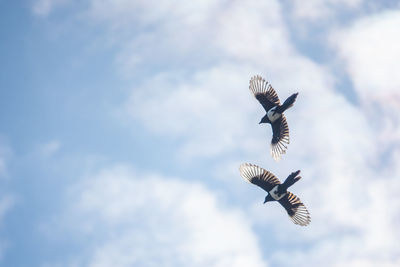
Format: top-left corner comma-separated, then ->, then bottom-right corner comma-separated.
263,199 -> 267,204
259,121 -> 262,124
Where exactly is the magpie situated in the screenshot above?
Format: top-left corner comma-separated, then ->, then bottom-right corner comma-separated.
239,163 -> 311,226
249,75 -> 298,161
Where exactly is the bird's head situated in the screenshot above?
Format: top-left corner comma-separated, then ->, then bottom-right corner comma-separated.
264,194 -> 273,204
259,115 -> 269,124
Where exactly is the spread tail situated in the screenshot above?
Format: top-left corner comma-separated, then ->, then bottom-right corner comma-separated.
282,170 -> 301,190
276,92 -> 298,113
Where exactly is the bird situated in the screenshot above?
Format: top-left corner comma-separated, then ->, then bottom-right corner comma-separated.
239,163 -> 311,226
249,75 -> 298,161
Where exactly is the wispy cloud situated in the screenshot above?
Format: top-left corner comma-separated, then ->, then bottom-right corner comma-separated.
332,10 -> 400,100
116,0 -> 328,159
49,164 -> 266,267
332,10 -> 400,154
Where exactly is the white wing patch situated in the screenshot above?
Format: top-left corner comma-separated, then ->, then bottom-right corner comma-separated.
269,185 -> 286,200
267,107 -> 282,123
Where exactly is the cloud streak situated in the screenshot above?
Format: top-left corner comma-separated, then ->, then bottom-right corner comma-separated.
52,165 -> 267,267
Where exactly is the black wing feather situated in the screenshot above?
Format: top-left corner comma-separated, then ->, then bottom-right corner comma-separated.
278,192 -> 311,226
249,75 -> 280,112
239,163 -> 281,192
270,115 -> 290,161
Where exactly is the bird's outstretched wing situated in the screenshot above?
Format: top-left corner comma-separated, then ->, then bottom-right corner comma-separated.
249,75 -> 280,112
239,163 -> 281,192
270,115 -> 290,161
278,192 -> 311,226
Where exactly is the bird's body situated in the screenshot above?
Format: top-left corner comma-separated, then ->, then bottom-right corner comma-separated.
239,163 -> 311,226
265,106 -> 282,123
249,75 -> 298,160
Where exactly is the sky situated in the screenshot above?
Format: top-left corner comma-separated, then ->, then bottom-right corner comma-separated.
1,0 -> 400,266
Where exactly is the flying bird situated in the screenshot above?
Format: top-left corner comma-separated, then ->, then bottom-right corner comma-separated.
249,75 -> 298,160
239,163 -> 311,226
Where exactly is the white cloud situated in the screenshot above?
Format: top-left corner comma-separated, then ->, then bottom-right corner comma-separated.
332,10 -> 400,101
119,0 -> 316,160
52,165 -> 266,267
126,65 -> 262,159
87,0 -> 223,76
332,10 -> 400,154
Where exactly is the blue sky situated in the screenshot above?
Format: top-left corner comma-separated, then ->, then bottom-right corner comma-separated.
1,0 -> 400,266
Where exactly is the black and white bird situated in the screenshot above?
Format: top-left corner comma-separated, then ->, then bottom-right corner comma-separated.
249,75 -> 298,161
239,163 -> 311,226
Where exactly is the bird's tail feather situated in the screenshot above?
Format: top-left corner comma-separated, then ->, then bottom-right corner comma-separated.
276,93 -> 298,113
282,170 -> 301,190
